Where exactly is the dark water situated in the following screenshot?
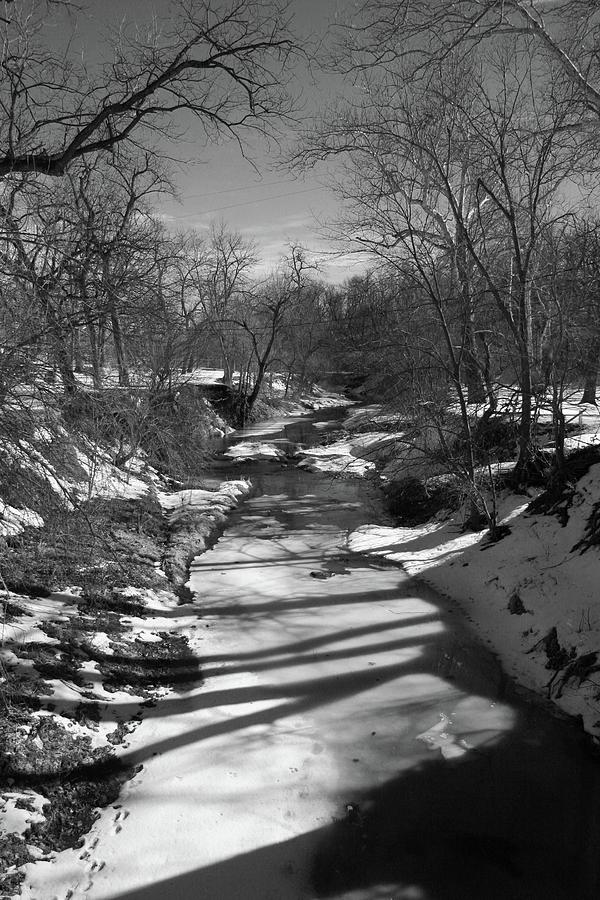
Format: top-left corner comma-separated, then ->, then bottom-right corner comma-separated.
213,406 -> 600,900
226,404 -> 348,449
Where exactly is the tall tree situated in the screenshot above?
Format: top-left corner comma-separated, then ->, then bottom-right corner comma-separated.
300,43 -> 588,482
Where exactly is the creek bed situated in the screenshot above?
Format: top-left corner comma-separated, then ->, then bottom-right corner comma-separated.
179,406 -> 600,900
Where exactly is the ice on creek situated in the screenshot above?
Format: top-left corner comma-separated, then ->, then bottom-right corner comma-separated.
416,713 -> 470,759
416,697 -> 515,760
297,442 -> 377,476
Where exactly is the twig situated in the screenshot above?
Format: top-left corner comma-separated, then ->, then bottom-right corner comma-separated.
0,565 -> 10,647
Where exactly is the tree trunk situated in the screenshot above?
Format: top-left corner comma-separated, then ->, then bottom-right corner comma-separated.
99,321 -> 107,369
38,290 -> 77,395
512,277 -> 537,484
463,328 -> 486,404
242,327 -> 279,424
456,227 -> 486,403
72,328 -> 84,374
477,332 -> 497,413
110,304 -> 130,387
551,382 -> 566,480
102,255 -> 130,387
581,332 -> 600,404
219,334 -> 233,385
54,339 -> 77,395
514,340 -> 534,484
87,323 -> 103,389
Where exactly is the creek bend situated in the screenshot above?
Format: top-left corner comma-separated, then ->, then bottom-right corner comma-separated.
128,406 -> 600,900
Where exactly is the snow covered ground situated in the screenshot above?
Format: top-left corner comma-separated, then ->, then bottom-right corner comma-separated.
0,476 -> 252,895
5,395 -> 600,898
209,393 -> 600,738
349,490 -> 600,739
295,396 -> 600,741
12,430 -> 599,900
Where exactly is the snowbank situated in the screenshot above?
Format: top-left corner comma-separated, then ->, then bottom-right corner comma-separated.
290,396 -> 600,739
297,428 -> 403,478
0,476 -> 253,891
223,441 -> 286,461
156,479 -> 250,511
349,473 -> 600,739
0,502 -> 44,537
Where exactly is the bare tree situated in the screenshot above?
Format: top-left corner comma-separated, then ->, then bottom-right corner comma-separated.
66,154 -> 171,387
198,224 -> 257,384
233,246 -> 311,423
0,0 -> 296,177
300,43 -> 589,484
342,1 -> 600,122
557,219 -> 600,405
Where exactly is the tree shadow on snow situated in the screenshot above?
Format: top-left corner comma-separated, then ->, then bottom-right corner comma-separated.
92,594 -> 600,900
108,699 -> 600,900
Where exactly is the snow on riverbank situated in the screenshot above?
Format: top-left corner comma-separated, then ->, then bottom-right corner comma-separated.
296,432 -> 398,477
328,400 -> 600,741
254,385 -> 355,422
348,489 -> 600,739
0,476 -> 252,896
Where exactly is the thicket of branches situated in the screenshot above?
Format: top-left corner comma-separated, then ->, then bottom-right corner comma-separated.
0,0 -> 336,494
293,0 -> 600,529
0,150 -> 332,466
5,0 -> 600,533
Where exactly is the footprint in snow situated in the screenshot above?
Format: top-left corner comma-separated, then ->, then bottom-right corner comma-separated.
79,836 -> 99,860
82,859 -> 105,892
112,808 -> 130,834
86,859 -> 105,874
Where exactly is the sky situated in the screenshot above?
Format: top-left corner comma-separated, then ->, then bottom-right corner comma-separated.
63,0 -> 368,283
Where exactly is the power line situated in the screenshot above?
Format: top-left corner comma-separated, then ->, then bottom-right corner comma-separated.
173,178 -> 298,201
167,187 -> 323,220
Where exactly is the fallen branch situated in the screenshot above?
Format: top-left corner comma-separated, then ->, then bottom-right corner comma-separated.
547,652 -> 600,699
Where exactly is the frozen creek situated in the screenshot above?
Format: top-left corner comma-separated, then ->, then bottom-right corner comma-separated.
25,408 -> 600,900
